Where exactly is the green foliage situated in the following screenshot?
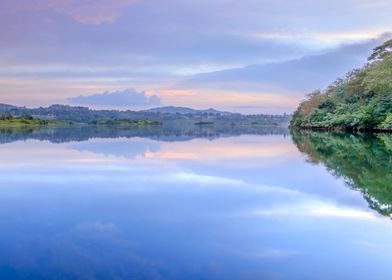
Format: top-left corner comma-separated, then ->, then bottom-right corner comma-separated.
0,104 -> 291,128
0,116 -> 55,129
291,39 -> 392,131
317,98 -> 336,111
363,55 -> 392,94
368,39 -> 392,61
380,113 -> 392,129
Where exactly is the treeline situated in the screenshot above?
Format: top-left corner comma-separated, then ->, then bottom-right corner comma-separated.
0,104 -> 291,127
0,114 -> 53,127
0,114 -> 33,121
291,39 -> 392,131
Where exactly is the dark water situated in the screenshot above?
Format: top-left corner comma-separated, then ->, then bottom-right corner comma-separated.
1,127 -> 392,279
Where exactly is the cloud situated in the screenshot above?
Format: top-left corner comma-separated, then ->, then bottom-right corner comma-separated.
1,0 -> 392,111
68,88 -> 161,107
3,0 -> 137,25
182,34 -> 392,95
55,0 -> 137,25
3,0 -> 392,69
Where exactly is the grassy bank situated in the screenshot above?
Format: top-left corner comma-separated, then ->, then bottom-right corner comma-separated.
0,118 -> 60,129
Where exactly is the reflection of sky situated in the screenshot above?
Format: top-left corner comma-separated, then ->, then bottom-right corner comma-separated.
1,135 -> 392,279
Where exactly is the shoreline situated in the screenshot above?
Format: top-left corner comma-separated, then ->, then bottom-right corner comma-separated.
290,126 -> 392,133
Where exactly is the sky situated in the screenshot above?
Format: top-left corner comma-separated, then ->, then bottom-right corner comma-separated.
0,0 -> 392,113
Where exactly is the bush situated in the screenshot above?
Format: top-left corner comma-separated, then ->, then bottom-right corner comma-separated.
380,114 -> 392,130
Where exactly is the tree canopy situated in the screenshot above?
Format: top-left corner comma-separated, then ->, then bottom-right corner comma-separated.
291,39 -> 392,131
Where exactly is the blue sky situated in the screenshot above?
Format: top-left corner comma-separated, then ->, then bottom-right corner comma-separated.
0,0 -> 391,113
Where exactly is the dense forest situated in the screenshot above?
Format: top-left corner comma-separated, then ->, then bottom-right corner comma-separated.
291,39 -> 392,131
292,130 -> 392,217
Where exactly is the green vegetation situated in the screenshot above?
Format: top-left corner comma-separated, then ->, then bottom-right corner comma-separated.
0,115 -> 58,129
0,104 -> 291,128
291,39 -> 392,131
292,130 -> 392,217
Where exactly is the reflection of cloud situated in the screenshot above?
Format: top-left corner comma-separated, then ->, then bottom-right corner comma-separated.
351,240 -> 389,252
144,151 -> 196,160
160,172 -> 303,197
170,172 -> 244,186
309,207 -> 376,219
76,222 -> 118,232
143,137 -> 298,161
249,249 -> 301,259
232,248 -> 301,260
254,204 -> 377,220
71,139 -> 160,159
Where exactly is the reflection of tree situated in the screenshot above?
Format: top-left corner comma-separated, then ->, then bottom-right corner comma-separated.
0,125 -> 289,144
291,130 -> 392,217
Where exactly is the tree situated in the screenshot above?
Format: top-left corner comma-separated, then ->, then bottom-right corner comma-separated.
363,54 -> 392,94
291,38 -> 392,131
368,39 -> 392,62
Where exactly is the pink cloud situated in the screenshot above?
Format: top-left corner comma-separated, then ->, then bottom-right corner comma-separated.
6,0 -> 137,24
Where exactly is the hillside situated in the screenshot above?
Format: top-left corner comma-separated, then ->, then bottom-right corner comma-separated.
291,39 -> 392,131
142,106 -> 232,115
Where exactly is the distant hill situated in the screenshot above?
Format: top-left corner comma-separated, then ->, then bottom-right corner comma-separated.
0,103 -> 291,127
291,39 -> 392,131
142,106 -> 232,115
0,104 -> 18,111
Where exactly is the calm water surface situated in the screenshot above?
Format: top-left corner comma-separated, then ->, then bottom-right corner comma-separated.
1,128 -> 392,279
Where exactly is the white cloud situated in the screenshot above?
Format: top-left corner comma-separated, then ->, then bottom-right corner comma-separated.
182,35 -> 391,95
5,0 -> 137,25
68,88 -> 161,108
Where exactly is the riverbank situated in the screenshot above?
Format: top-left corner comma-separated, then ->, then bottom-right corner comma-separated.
0,118 -> 60,129
290,125 -> 392,133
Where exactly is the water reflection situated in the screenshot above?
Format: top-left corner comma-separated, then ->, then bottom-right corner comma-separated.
1,128 -> 392,279
292,130 -> 392,217
0,125 -> 289,144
